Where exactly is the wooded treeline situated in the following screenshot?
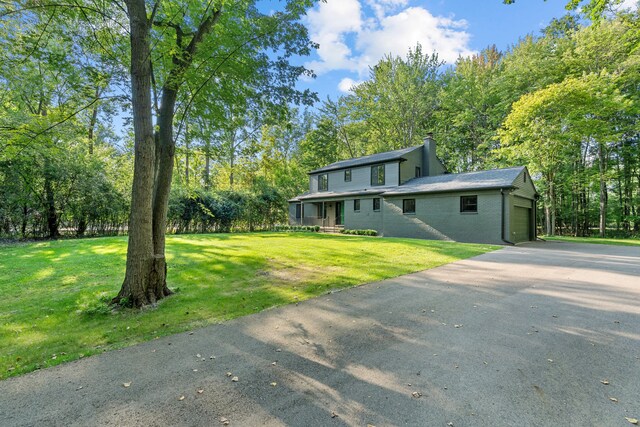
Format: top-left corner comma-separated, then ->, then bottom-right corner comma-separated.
1,6 -> 638,240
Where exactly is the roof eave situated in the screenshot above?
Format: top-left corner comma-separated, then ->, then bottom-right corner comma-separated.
384,185 -> 517,197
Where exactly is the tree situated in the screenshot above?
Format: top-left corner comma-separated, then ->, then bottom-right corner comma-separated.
434,46 -> 504,172
499,73 -> 631,236
349,44 -> 443,152
115,0 -> 317,307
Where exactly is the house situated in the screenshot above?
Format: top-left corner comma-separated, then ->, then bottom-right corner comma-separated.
288,136 -> 538,245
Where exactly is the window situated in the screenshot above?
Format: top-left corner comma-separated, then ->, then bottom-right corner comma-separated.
318,174 -> 328,191
371,164 -> 385,186
344,169 -> 352,182
460,195 -> 478,213
354,199 -> 360,212
295,204 -> 302,219
373,198 -> 381,212
415,166 -> 421,178
403,199 -> 416,214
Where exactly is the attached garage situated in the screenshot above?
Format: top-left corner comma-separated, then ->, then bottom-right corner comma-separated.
512,206 -> 531,243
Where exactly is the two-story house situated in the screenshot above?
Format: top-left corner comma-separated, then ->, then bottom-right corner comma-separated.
288,136 -> 538,245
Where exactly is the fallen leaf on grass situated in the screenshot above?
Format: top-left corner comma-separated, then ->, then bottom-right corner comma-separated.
609,397 -> 618,402
226,372 -> 232,377
625,418 -> 638,425
231,376 -> 239,382
196,354 -> 201,358
547,359 -> 553,363
123,382 -> 131,388
411,391 -> 422,398
220,417 -> 230,425
331,411 -> 338,418
601,380 -> 610,385
270,382 -> 277,387
454,324 -> 463,328
197,389 -> 204,394
178,395 -> 185,401
447,423 -> 454,427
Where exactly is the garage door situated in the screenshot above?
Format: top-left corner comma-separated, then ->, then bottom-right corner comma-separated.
513,207 -> 531,243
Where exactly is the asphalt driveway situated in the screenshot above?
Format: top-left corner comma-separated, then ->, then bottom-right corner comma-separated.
1,241 -> 639,426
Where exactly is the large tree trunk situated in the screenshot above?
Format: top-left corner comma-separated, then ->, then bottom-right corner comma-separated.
114,0 -> 164,307
150,86 -> 178,295
116,1 -> 221,307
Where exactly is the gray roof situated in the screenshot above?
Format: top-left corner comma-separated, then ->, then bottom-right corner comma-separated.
383,166 -> 526,196
289,187 -> 392,202
308,145 -> 421,174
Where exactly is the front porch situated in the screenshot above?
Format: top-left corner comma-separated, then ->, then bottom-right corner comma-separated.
290,200 -> 345,232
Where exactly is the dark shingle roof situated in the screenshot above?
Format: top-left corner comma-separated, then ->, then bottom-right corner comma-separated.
383,166 -> 525,196
308,145 -> 421,174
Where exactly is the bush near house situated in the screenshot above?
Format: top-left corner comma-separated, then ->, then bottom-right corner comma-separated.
273,225 -> 320,232
340,229 -> 378,236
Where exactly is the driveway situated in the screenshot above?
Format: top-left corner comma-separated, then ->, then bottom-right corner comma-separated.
1,241 -> 639,426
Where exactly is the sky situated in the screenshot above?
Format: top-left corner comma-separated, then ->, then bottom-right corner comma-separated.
295,0 -> 636,101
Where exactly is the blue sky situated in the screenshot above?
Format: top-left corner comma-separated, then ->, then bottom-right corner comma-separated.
294,0 -> 630,101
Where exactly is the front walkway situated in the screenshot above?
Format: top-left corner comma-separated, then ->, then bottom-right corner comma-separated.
1,241 -> 639,426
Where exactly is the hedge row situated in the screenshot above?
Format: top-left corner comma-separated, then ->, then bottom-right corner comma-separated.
273,225 -> 320,232
340,229 -> 378,236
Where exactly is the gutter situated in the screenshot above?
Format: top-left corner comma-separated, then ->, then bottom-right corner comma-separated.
501,188 -> 515,245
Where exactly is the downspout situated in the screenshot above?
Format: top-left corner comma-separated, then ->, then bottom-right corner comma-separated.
501,188 -> 515,245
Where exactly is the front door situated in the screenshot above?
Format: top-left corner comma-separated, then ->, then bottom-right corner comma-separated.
336,201 -> 343,225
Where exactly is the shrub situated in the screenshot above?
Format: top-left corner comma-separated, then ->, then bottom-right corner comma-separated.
340,229 -> 378,236
273,224 -> 319,233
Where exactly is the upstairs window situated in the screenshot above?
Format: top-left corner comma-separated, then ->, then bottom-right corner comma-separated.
403,199 -> 416,214
318,174 -> 328,191
344,169 -> 352,182
415,166 -> 421,178
354,199 -> 360,212
373,198 -> 381,212
460,195 -> 478,213
371,164 -> 385,186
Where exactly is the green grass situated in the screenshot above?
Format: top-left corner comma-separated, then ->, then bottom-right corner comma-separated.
0,232 -> 497,379
543,235 -> 640,247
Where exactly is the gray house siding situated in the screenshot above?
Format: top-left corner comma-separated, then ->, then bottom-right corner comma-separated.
382,191 -> 504,244
309,162 -> 400,193
344,197 -> 383,231
399,147 -> 423,184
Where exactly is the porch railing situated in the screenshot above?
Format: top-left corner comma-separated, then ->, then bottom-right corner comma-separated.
291,216 -> 340,228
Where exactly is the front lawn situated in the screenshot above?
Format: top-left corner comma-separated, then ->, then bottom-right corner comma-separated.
0,232 -> 497,379
543,235 -> 640,247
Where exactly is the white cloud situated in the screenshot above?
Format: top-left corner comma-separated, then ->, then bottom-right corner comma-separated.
338,77 -> 364,93
305,0 -> 363,74
304,0 -> 475,87
357,7 -> 474,66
